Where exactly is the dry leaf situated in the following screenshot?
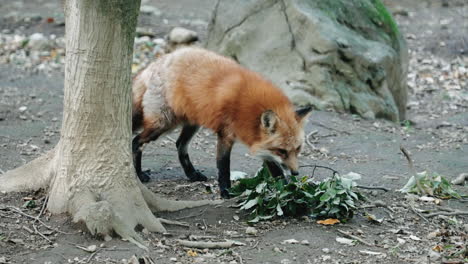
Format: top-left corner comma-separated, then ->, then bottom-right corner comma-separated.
365,213 -> 383,224
317,218 -> 340,225
432,245 -> 443,252
187,250 -> 198,257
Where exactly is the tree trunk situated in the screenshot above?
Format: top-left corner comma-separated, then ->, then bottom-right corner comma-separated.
0,0 -> 218,248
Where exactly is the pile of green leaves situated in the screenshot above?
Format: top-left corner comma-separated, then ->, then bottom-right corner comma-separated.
229,165 -> 363,223
399,171 -> 461,199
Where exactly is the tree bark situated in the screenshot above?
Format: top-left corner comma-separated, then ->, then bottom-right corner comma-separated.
0,0 -> 219,249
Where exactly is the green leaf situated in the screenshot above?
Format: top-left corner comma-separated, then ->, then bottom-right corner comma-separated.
255,182 -> 267,193
276,204 -> 284,216
241,198 -> 259,210
320,192 -> 331,202
248,216 -> 260,223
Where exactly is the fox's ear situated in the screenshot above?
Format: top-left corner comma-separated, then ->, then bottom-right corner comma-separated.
261,110 -> 277,134
295,105 -> 312,122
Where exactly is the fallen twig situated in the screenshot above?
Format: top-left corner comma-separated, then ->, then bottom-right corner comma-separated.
177,239 -> 245,249
400,145 -> 430,195
337,229 -> 375,247
305,130 -> 318,151
188,235 -> 218,240
409,204 -> 432,225
33,224 -> 52,244
359,200 -> 395,219
165,136 -> 176,143
356,185 -> 390,192
6,206 -> 71,234
311,121 -> 351,135
425,209 -> 468,218
86,249 -> 100,263
299,165 -> 339,177
34,195 -> 49,224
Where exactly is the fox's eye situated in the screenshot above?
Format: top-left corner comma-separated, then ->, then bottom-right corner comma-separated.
273,148 -> 288,157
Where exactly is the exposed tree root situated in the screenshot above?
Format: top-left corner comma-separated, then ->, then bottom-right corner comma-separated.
0,149 -> 55,192
0,149 -> 223,250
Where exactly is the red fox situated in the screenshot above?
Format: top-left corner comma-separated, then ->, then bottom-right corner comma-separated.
132,47 -> 312,198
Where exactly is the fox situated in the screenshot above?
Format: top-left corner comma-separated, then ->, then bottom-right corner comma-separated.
132,47 -> 312,198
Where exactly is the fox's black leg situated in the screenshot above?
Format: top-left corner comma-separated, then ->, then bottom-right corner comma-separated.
216,133 -> 234,199
176,124 -> 208,182
133,127 -> 170,182
132,134 -> 149,182
264,161 -> 285,178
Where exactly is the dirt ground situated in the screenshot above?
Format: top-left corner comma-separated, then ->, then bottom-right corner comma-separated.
0,0 -> 467,263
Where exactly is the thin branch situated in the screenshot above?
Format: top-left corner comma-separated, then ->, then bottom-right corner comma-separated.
337,229 -> 375,247
33,224 -> 53,244
311,121 -> 351,135
6,206 -> 71,234
299,164 -> 340,177
305,130 -> 318,151
34,195 -> 49,224
86,250 -> 100,263
400,145 -> 428,195
409,204 -> 432,225
425,210 -> 468,218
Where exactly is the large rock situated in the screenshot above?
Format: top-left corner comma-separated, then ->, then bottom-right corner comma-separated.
206,0 -> 408,121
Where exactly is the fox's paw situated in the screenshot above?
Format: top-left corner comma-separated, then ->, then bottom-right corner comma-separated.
188,170 -> 208,182
220,189 -> 231,199
137,170 -> 151,183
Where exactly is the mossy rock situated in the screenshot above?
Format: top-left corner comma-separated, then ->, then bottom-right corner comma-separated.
207,0 -> 408,121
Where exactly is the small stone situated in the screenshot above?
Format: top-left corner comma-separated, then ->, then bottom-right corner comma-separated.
169,27 -> 198,44
245,227 -> 258,235
322,248 -> 330,253
28,32 -> 50,50
300,240 -> 310,245
18,106 -> 27,112
273,247 -> 281,253
153,38 -> 166,45
170,257 -> 177,262
281,239 -> 299,245
280,259 -> 291,264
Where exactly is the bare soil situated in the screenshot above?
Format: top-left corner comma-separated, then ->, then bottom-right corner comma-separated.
0,0 -> 467,263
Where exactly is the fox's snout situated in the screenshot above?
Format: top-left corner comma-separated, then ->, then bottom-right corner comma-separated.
280,158 -> 299,176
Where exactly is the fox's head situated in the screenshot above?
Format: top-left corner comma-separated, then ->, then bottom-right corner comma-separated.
250,106 -> 312,176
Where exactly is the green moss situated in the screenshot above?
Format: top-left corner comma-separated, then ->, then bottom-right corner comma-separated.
371,0 -> 400,35
308,0 -> 402,51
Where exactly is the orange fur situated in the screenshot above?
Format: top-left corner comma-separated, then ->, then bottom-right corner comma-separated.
133,47 -> 310,175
